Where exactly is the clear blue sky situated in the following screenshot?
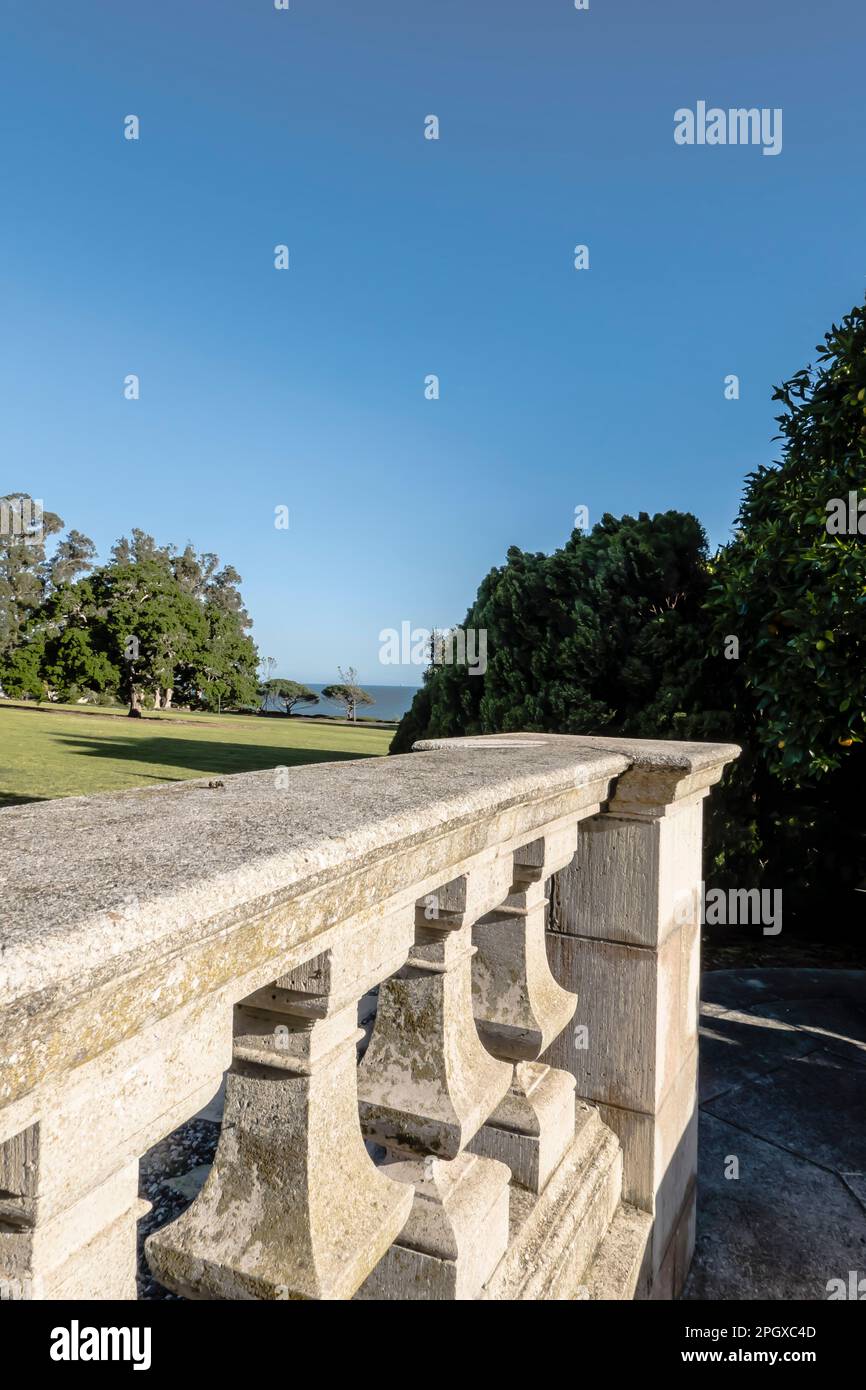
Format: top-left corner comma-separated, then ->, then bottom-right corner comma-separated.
2,1 -> 864,684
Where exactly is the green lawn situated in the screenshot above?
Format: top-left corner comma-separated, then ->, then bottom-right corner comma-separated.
0,704 -> 393,807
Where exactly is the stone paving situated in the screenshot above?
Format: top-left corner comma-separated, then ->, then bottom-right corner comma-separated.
684,968 -> 866,1301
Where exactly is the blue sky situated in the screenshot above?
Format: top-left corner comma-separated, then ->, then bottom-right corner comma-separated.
2,0 -> 865,684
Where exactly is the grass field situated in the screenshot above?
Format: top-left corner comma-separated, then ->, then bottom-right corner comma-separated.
0,703 -> 393,807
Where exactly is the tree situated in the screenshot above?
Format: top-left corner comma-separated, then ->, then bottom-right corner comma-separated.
0,630 -> 46,700
389,511 -> 753,889
259,655 -> 277,687
48,530 -> 98,588
43,626 -> 119,702
0,506 -> 259,716
392,511 -> 730,751
258,678 -> 320,715
393,296 -> 866,920
322,666 -> 375,722
100,555 -> 209,712
195,582 -> 258,711
98,533 -> 258,712
20,573 -> 119,703
0,494 -> 94,670
709,301 -> 866,779
707,296 -> 866,909
1,521 -> 259,715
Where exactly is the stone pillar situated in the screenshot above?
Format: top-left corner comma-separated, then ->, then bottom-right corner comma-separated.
544,754 -> 734,1297
0,986 -> 235,1301
0,1122 -> 147,1301
469,826 -> 580,1193
356,866 -> 514,1299
146,915 -> 415,1301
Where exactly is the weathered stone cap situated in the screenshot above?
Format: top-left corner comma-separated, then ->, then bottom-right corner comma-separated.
416,732 -> 741,822
0,740 -> 628,1007
414,731 -> 742,776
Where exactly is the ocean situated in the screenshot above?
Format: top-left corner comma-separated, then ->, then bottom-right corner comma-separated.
263,683 -> 421,723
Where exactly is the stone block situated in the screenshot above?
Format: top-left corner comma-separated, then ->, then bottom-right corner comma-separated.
355,1152 -> 511,1301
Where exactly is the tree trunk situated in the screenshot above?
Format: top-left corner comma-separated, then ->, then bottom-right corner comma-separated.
153,690 -> 162,710
164,687 -> 173,710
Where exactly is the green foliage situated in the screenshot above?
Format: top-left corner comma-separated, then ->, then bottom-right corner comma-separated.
259,678 -> 320,714
101,555 -> 210,707
0,523 -> 259,715
0,631 -> 47,700
43,626 -> 120,700
322,667 -> 374,720
0,494 -> 94,665
393,511 -> 732,752
393,289 -> 866,915
708,302 -> 866,780
706,299 -> 866,908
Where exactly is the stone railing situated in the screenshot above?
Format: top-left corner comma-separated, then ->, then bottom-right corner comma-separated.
0,732 -> 738,1301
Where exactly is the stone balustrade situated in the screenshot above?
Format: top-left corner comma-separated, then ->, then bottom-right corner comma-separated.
0,732 -> 738,1301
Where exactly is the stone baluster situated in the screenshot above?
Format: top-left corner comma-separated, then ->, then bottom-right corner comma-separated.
355,859 -> 515,1299
146,911 -> 415,1301
469,823 -> 581,1193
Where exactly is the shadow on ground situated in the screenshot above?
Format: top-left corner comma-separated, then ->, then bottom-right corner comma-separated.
684,968 -> 866,1301
54,732 -> 379,777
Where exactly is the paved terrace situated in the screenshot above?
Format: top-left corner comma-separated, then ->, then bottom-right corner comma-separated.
686,967 -> 866,1301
